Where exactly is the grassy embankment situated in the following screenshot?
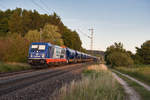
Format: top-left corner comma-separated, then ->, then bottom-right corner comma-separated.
115,72 -> 150,100
115,65 -> 150,86
0,62 -> 31,73
57,64 -> 126,100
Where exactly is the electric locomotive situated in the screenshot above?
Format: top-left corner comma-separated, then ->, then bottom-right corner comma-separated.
28,42 -> 98,68
28,42 -> 66,67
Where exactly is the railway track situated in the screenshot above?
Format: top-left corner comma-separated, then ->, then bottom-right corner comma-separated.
0,63 -> 82,78
0,69 -> 35,77
0,63 -> 87,96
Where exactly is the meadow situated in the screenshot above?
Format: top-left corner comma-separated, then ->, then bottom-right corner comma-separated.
115,65 -> 150,85
57,65 -> 126,100
0,62 -> 31,73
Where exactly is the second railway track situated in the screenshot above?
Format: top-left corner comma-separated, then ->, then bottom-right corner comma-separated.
0,69 -> 35,77
0,63 -> 88,96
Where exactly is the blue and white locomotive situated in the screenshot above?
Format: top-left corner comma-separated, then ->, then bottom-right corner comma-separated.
28,42 -> 97,68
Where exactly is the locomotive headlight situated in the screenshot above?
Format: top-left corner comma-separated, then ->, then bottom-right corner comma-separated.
30,54 -> 32,57
42,54 -> 45,58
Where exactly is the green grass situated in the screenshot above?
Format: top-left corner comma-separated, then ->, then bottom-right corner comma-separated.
115,65 -> 150,86
114,72 -> 150,100
0,62 -> 31,73
57,65 -> 126,100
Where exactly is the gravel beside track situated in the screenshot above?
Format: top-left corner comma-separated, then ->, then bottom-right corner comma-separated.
0,63 -> 87,100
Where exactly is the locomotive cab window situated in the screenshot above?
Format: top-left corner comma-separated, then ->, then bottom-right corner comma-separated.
31,45 -> 38,49
31,45 -> 38,52
30,45 -> 46,51
38,45 -> 46,50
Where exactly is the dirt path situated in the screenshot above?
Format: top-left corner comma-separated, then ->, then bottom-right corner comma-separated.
112,72 -> 141,100
101,64 -> 141,100
113,70 -> 150,91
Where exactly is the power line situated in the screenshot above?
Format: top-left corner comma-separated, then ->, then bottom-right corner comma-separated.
77,29 -> 91,39
31,0 -> 50,15
77,28 -> 95,51
39,0 -> 55,13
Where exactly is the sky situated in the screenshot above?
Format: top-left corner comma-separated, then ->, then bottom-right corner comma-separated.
0,0 -> 150,53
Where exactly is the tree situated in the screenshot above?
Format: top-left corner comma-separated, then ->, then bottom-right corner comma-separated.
71,31 -> 82,50
105,42 -> 134,67
105,42 -> 126,64
0,9 -> 12,36
25,24 -> 64,46
42,24 -> 64,46
0,17 -> 9,36
31,10 -> 42,30
107,51 -> 134,67
135,40 -> 150,64
21,10 -> 33,34
0,33 -> 29,62
25,30 -> 40,43
62,27 -> 82,50
8,8 -> 23,35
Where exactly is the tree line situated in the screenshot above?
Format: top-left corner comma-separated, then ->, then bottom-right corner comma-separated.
105,40 -> 150,67
0,8 -> 85,62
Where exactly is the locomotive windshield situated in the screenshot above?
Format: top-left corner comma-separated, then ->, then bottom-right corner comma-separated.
31,45 -> 46,51
38,45 -> 46,50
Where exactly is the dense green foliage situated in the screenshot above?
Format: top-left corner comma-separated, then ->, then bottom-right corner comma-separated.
0,8 -> 83,62
0,8 -> 82,49
135,40 -> 150,64
107,51 -> 134,67
105,41 -> 150,67
105,42 -> 134,67
0,33 -> 29,62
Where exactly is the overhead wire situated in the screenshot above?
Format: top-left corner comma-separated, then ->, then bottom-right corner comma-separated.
77,29 -> 91,39
77,29 -> 91,50
39,0 -> 55,13
31,0 -> 50,15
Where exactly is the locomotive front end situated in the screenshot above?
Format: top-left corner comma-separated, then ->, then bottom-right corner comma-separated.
28,43 -> 49,66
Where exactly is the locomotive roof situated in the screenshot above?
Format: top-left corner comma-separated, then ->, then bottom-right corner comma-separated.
66,48 -> 75,52
31,42 -> 52,46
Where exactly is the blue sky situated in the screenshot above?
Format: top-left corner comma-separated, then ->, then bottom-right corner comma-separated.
0,0 -> 150,53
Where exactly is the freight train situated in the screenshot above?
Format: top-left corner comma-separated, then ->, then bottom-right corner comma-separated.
28,42 -> 98,68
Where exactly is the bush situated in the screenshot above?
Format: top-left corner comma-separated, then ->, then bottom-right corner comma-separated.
0,33 -> 29,62
107,51 -> 134,67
